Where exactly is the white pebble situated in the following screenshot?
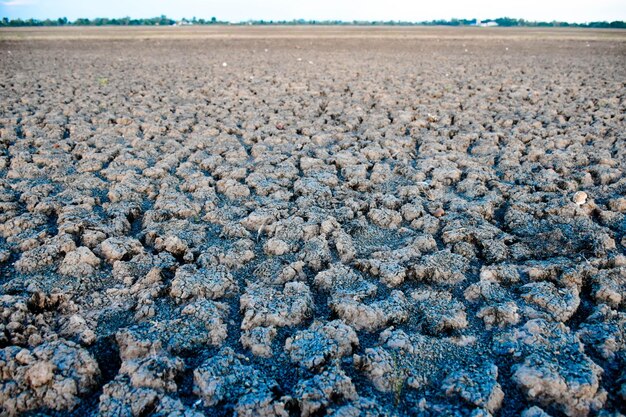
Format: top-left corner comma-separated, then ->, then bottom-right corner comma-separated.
573,191 -> 587,206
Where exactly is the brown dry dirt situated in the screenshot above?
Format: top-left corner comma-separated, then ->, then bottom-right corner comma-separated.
0,26 -> 625,417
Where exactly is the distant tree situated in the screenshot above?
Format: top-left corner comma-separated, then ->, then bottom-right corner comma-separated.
158,15 -> 168,25
494,17 -> 520,26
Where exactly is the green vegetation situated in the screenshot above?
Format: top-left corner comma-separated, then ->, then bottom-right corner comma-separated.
0,15 -> 224,27
1,15 -> 625,28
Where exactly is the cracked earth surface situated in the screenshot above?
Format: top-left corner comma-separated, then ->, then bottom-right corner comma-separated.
0,26 -> 625,417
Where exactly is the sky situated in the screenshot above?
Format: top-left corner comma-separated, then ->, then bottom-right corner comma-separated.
1,0 -> 625,23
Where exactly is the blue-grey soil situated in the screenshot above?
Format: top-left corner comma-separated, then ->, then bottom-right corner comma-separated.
0,26 -> 625,417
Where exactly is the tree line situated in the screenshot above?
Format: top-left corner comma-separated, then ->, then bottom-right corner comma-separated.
0,15 -> 221,27
1,15 -> 625,29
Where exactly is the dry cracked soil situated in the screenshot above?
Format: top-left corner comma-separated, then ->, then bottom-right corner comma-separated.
0,26 -> 625,417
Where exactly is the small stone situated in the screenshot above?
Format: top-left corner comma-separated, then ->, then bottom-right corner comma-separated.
573,191 -> 587,206
433,208 -> 445,218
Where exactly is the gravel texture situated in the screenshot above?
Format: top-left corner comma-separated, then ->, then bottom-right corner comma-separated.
0,26 -> 625,416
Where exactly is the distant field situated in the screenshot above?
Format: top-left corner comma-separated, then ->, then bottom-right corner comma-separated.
2,25 -> 626,41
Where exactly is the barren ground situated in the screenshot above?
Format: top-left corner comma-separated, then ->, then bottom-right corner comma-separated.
0,26 -> 625,417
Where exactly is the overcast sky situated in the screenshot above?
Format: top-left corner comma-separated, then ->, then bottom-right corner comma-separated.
1,0 -> 625,23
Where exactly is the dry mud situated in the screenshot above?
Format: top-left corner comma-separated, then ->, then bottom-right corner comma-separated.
0,26 -> 625,417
